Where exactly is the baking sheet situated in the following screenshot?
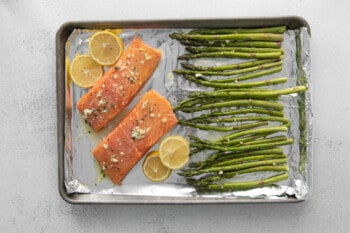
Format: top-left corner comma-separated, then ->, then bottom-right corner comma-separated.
56,17 -> 312,204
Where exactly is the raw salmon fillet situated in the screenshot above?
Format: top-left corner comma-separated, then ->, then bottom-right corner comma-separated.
77,37 -> 162,132
92,89 -> 178,185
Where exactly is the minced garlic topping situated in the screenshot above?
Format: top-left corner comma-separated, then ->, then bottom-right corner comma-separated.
84,109 -> 93,116
96,90 -> 102,98
142,101 -> 148,109
131,126 -> 150,140
98,99 -> 107,106
144,53 -> 152,60
111,155 -> 118,163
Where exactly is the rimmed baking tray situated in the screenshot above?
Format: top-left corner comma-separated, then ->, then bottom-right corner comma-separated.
56,16 -> 312,204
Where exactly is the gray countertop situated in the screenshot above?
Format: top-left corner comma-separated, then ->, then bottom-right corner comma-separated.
1,0 -> 349,232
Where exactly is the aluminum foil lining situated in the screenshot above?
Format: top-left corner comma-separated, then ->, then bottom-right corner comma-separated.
64,27 -> 312,200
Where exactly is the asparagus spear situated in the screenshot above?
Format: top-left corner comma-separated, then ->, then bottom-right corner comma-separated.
208,149 -> 285,166
192,138 -> 293,153
175,96 -> 221,109
241,135 -> 288,146
190,134 -> 288,150
186,46 -> 284,54
189,134 -> 265,149
190,148 -> 284,169
178,97 -> 280,109
182,76 -> 287,89
175,86 -> 307,111
213,148 -> 284,159
170,32 -> 284,42
206,153 -> 286,168
178,51 -> 282,60
186,165 -> 288,188
193,136 -> 293,152
179,158 -> 287,177
186,175 -> 222,187
181,58 -> 281,71
174,61 -> 282,76
176,99 -> 285,113
204,173 -> 288,191
222,134 -> 278,146
192,116 -> 291,127
179,120 -> 268,132
189,86 -> 307,99
189,108 -> 284,120
209,88 -> 275,92
190,136 -> 289,157
218,125 -> 288,142
179,40 -> 282,48
177,87 -> 288,110
206,66 -> 282,83
192,114 -> 287,123
188,26 -> 287,35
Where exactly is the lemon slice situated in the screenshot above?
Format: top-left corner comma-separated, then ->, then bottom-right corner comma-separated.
69,54 -> 104,88
142,151 -> 172,182
88,31 -> 124,66
159,136 -> 190,170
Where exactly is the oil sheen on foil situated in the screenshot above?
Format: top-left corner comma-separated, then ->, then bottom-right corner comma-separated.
64,27 -> 312,200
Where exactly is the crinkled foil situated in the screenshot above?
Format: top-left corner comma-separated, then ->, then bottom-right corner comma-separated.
64,27 -> 312,201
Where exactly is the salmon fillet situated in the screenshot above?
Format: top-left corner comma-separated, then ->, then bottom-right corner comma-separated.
77,37 -> 162,132
92,89 -> 178,185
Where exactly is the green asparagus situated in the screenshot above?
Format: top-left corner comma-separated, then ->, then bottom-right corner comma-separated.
186,46 -> 284,54
206,66 -> 282,83
168,26 -> 306,193
189,108 -> 284,120
204,173 -> 288,191
191,138 -> 293,153
182,76 -> 287,89
180,158 -> 287,177
208,153 -> 286,168
179,120 -> 268,132
170,32 -> 284,42
189,86 -> 307,98
174,61 -> 282,76
186,165 -> 288,188
189,116 -> 290,127
178,40 -> 283,48
188,26 -> 287,35
178,51 -> 282,60
218,125 -> 288,142
177,99 -> 284,113
181,58 -> 281,71
190,148 -> 284,169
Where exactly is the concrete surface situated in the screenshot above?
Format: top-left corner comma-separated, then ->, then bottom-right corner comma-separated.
1,0 -> 349,232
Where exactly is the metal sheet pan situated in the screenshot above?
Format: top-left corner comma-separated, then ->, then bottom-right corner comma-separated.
56,16 -> 312,204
